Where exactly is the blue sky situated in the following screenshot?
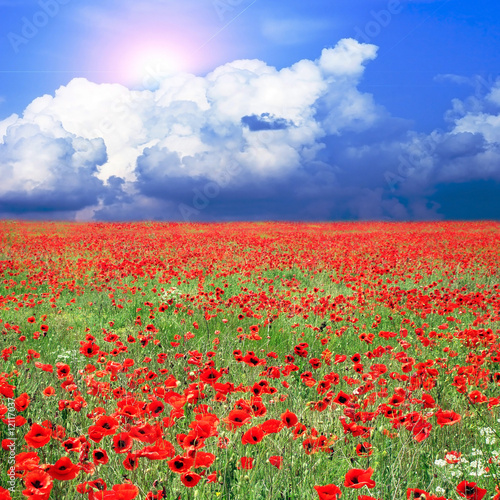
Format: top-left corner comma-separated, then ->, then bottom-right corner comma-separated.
1,0 -> 499,221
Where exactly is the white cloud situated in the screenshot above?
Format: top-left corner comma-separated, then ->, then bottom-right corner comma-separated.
0,38 -> 380,217
2,37 -> 498,221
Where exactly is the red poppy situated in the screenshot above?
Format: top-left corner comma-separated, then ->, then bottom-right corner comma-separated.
96,415 -> 119,434
407,488 -> 430,499
113,433 -> 133,454
181,472 -> 201,488
15,451 -> 40,474
46,456 -> 81,481
168,455 -> 194,474
355,442 -> 373,457
468,391 -> 488,405
193,451 -> 216,468
436,409 -> 461,427
456,481 -> 487,500
223,409 -> 252,430
112,483 -> 140,500
269,456 -> 283,469
242,426 -> 265,445
129,423 -> 162,444
199,367 -> 222,385
281,409 -> 298,428
0,486 -> 11,500
239,457 -> 254,470
147,400 -> 165,416
333,391 -> 351,405
24,423 -> 52,448
344,468 -> 376,489
260,419 -> 284,435
43,386 -> 55,397
62,437 -> 82,453
22,470 -> 53,499
123,452 -> 140,471
93,448 -> 109,465
137,441 -> 176,460
314,484 -> 342,499
14,393 -> 30,412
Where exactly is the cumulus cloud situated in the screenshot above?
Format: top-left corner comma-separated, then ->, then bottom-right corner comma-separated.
0,118 -> 107,214
1,38 -> 499,221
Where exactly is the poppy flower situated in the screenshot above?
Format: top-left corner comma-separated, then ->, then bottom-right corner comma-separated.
223,409 -> 252,430
260,419 -> 284,435
269,456 -> 283,469
468,391 -> 488,405
111,483 -> 140,500
22,470 -> 53,499
46,457 -> 80,481
95,415 -> 119,435
193,451 -> 216,468
281,410 -> 298,428
344,468 -> 376,489
113,433 -> 133,454
123,452 -> 140,471
93,448 -> 109,465
24,423 -> 52,448
168,455 -> 194,474
14,393 -> 30,412
242,426 -> 265,445
186,429 -> 209,448
333,391 -> 351,405
62,437 -> 82,453
42,386 -> 55,397
199,367 -> 222,385
181,472 -> 201,488
436,409 -> 461,427
314,484 -> 342,499
239,457 -> 254,470
15,451 -> 40,474
137,441 -> 176,461
356,442 -> 373,457
0,486 -> 11,500
147,400 -> 164,416
129,423 -> 162,444
456,481 -> 487,500
1,439 -> 14,451
407,488 -> 429,499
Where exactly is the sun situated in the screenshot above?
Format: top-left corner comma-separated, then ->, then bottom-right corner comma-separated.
125,47 -> 186,88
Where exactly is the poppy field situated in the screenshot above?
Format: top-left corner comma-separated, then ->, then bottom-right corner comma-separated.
0,220 -> 499,500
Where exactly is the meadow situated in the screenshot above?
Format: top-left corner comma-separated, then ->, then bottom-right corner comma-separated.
0,220 -> 499,500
